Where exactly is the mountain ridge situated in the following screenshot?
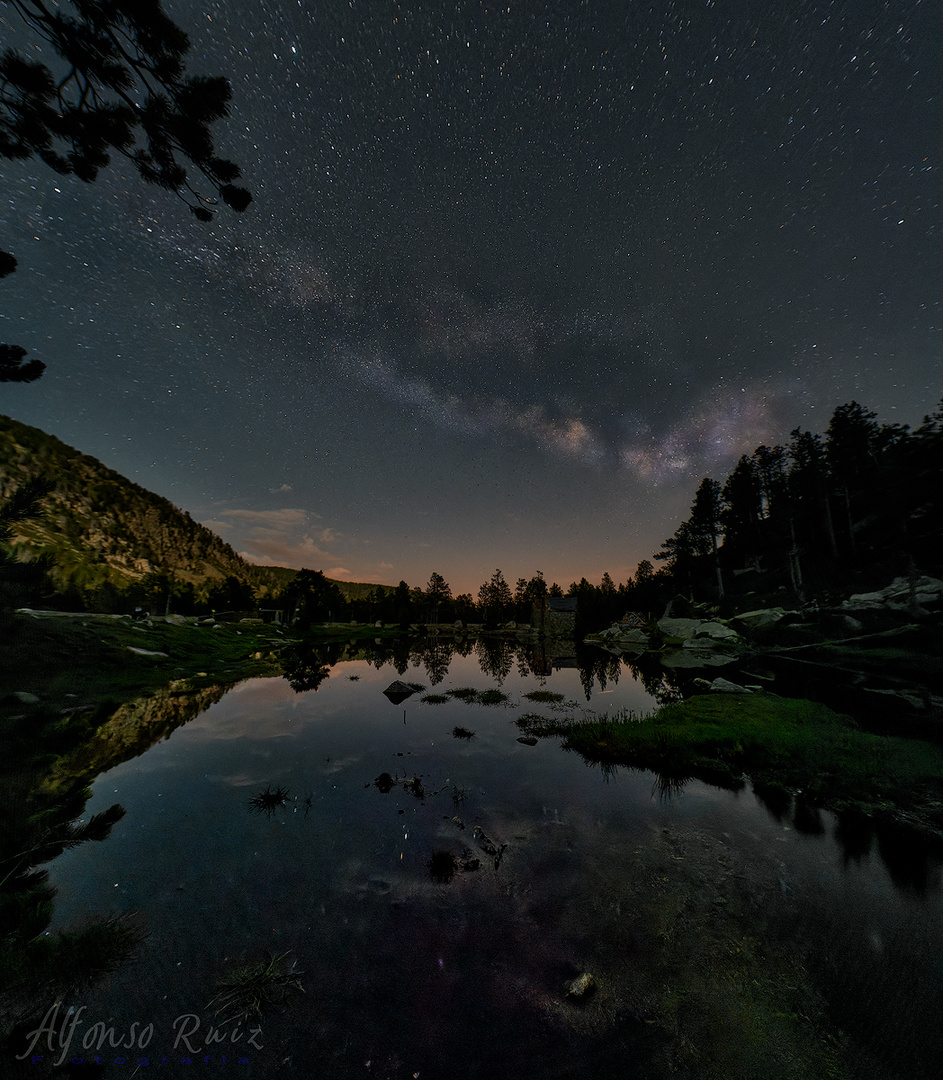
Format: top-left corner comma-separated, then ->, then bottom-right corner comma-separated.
0,415 -> 384,601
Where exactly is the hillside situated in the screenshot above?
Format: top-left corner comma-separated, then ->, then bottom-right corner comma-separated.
0,415 -> 378,601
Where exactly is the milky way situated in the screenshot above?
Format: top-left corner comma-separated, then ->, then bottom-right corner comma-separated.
1,0 -> 940,591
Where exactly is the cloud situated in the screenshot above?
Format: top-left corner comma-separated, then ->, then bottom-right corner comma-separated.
238,533 -> 334,567
218,508 -> 307,527
268,482 -> 294,494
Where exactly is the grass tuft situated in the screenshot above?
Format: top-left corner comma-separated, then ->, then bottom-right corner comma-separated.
207,951 -> 304,1022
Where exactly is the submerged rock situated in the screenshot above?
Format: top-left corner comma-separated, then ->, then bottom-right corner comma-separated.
732,607 -> 790,632
517,736 -> 539,746
473,825 -> 508,868
566,972 -> 596,998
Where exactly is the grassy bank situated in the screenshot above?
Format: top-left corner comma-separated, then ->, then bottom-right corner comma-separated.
527,693 -> 943,840
1,611 -> 293,711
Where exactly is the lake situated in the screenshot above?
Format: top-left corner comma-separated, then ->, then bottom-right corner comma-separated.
39,637 -> 943,1078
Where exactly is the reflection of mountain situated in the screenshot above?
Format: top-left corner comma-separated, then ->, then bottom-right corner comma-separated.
46,682 -> 234,791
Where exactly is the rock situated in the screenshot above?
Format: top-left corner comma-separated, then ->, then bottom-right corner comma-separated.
383,681 -> 416,704
709,677 -> 752,694
731,607 -> 789,632
820,613 -> 864,634
693,621 -> 739,642
517,736 -> 539,746
682,636 -> 726,649
842,575 -> 943,612
657,617 -> 703,640
473,826 -> 508,867
661,650 -> 737,669
862,687 -> 928,709
566,973 -> 596,998
126,646 -> 169,657
11,691 -> 40,705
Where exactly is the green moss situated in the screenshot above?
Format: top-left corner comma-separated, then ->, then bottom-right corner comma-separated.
562,693 -> 943,839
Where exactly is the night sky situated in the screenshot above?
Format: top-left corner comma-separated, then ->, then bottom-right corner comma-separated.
1,0 -> 941,594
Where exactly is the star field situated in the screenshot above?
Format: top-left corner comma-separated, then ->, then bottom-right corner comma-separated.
1,0 -> 941,591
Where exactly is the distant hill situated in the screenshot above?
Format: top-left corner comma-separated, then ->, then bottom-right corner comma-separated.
0,415 -> 384,601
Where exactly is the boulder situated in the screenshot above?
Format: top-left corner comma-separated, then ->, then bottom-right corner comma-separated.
661,649 -> 737,669
709,677 -> 752,694
657,617 -> 703,640
382,680 -> 416,704
10,691 -> 40,705
843,576 -> 943,612
566,973 -> 597,998
693,621 -> 739,642
732,608 -> 789,632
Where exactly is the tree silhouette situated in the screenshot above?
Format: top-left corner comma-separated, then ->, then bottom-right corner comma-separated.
1,0 -> 251,381
477,568 -> 512,626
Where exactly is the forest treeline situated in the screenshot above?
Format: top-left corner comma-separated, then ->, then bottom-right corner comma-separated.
649,397 -> 943,610
2,399 -> 941,631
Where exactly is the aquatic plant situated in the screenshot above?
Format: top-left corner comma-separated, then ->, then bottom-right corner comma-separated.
446,687 -> 479,701
452,726 -> 476,739
523,689 -> 566,703
420,693 -> 450,704
247,784 -> 290,815
208,951 -> 304,1022
476,688 -> 509,706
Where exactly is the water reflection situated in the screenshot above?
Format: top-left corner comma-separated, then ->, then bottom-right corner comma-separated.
278,633 -> 683,707
37,642 -> 943,1080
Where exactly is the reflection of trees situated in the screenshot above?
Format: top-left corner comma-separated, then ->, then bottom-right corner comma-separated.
475,637 -> 515,684
455,636 -> 476,658
391,638 -> 413,676
420,639 -> 455,685
281,643 -> 332,693
625,654 -> 686,705
574,646 -> 624,701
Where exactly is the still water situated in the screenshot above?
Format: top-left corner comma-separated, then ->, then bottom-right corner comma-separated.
44,639 -> 943,1078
